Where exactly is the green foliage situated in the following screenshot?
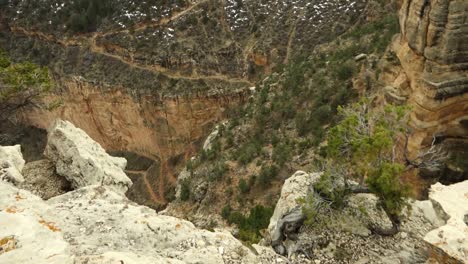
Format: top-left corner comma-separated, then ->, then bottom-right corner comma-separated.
208,162 -> 228,182
0,50 -> 52,120
221,205 -> 232,219
314,170 -> 349,209
66,0 -> 115,32
345,14 -> 400,53
366,162 -> 409,216
180,179 -> 191,201
272,141 -> 292,166
319,99 -> 410,217
335,64 -> 354,81
200,140 -> 221,162
257,165 -> 279,187
301,195 -> 320,226
238,178 -> 250,194
222,205 -> 273,244
236,139 -> 262,165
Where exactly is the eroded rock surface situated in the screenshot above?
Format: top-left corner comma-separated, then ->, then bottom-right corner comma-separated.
0,182 -> 280,264
0,145 -> 25,185
424,181 -> 468,263
267,171 -> 321,255
383,0 -> 468,171
44,120 -> 132,194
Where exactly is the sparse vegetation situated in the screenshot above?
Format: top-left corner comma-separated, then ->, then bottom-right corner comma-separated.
305,99 -> 411,232
180,179 -> 191,201
222,205 -> 273,244
0,49 -> 52,121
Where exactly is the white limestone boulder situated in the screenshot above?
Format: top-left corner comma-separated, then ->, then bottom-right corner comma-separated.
44,120 -> 132,194
424,181 -> 468,263
268,171 -> 321,236
0,182 -> 274,264
0,182 -> 72,264
0,145 -> 25,185
268,171 -> 322,255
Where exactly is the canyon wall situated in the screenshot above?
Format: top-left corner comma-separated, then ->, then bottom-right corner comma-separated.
16,78 -> 247,208
0,0 -> 367,208
382,0 -> 467,181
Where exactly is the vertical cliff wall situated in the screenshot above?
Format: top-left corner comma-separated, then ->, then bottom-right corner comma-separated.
382,0 -> 467,182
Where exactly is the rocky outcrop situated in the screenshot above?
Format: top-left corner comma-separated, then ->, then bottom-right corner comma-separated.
0,182 -> 284,264
382,0 -> 468,172
0,145 -> 25,185
44,120 -> 132,194
0,123 -> 286,264
267,171 -> 321,256
424,180 -> 468,263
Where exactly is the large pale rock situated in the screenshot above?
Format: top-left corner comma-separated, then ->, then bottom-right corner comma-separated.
0,145 -> 25,185
268,171 -> 321,255
0,182 -> 273,264
424,181 -> 468,263
44,120 -> 132,194
0,181 -> 72,264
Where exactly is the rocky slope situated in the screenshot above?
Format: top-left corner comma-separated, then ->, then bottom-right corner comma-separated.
0,120 -> 286,264
2,124 -> 465,263
262,169 -> 467,263
0,0 -> 368,209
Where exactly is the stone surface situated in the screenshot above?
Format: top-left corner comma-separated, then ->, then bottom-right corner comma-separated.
44,120 -> 132,194
268,171 -> 321,235
0,145 -> 25,185
19,159 -> 71,200
385,0 -> 468,165
268,171 -> 321,255
348,193 -> 394,233
424,181 -> 468,263
0,181 -> 280,264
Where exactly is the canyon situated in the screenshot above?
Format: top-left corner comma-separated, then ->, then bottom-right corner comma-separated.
0,0 -> 467,263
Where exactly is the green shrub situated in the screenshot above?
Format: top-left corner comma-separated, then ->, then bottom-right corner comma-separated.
208,162 -> 228,182
257,165 -> 279,187
273,142 -> 292,166
221,205 -> 232,220
335,64 -> 354,81
180,180 -> 191,201
238,179 -> 250,194
223,205 -> 273,244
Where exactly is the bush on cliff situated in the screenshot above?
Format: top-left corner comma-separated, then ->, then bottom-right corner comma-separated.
0,50 -> 52,121
308,98 -> 410,232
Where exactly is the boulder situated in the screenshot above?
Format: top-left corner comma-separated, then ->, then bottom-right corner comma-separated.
44,120 -> 132,194
268,171 -> 322,255
0,145 -> 25,185
347,193 -> 394,233
424,181 -> 468,263
0,182 -> 275,264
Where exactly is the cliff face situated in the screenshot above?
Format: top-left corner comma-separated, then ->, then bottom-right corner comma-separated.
16,79 -> 246,208
382,0 -> 467,180
0,0 -> 367,208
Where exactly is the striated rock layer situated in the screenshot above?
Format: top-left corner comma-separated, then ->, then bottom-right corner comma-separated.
16,79 -> 247,207
391,0 -> 467,155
